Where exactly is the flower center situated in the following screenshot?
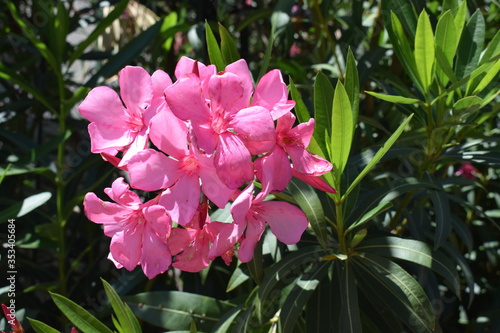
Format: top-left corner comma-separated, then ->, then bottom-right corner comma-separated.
179,154 -> 199,175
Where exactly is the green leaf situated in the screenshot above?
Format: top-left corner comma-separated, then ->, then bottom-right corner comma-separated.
428,189 -> 452,250
382,0 -> 418,40
330,81 -> 353,180
0,62 -> 56,113
205,21 -> 225,71
479,30 -> 500,66
353,255 -> 435,332
247,238 -> 263,285
388,12 -> 424,94
471,58 -> 500,95
123,291 -> 236,331
435,11 -> 458,86
69,0 -> 129,64
161,12 -> 179,53
279,261 -> 330,332
85,19 -> 163,87
27,318 -> 60,333
346,202 -> 392,234
455,10 -> 485,79
190,320 -> 198,333
414,10 -> 435,94
50,292 -> 114,333
258,247 -> 330,309
289,77 -> 311,124
0,192 -> 52,222
211,305 -> 242,333
339,263 -> 361,333
452,96 -> 484,119
288,178 -> 328,248
365,91 -> 421,104
343,114 -> 413,199
356,236 -> 461,296
305,265 -> 338,332
453,0 -> 468,41
226,266 -> 250,292
53,1 -> 69,64
313,72 -> 334,154
219,23 -> 240,65
101,278 -> 141,333
344,48 -> 360,128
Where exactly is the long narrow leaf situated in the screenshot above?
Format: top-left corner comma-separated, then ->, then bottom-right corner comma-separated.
330,81 -> 353,180
455,10 -> 485,79
288,178 -> 328,248
365,91 -> 421,104
344,48 -> 360,128
339,262 -> 361,333
414,10 -> 435,94
101,278 -> 141,333
219,23 -> 240,64
343,114 -> 413,199
428,190 -> 452,249
205,21 -> 225,71
27,318 -> 60,333
346,202 -> 393,233
313,72 -> 334,153
356,236 -> 461,296
435,11 -> 458,86
279,261 -> 330,332
289,77 -> 311,123
50,292 -> 114,333
0,192 -> 52,222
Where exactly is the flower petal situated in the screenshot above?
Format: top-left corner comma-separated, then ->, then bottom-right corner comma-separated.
87,122 -> 134,155
83,192 -> 132,224
252,69 -> 295,120
149,109 -> 188,159
209,222 -> 244,259
208,71 -> 247,116
230,106 -> 276,154
140,225 -> 172,279
238,215 -> 265,263
255,147 -> 292,193
291,171 -> 337,193
168,227 -> 195,255
78,86 -> 128,127
214,133 -> 254,189
143,204 -> 172,240
127,149 -> 182,191
230,183 -> 254,224
104,177 -> 142,208
258,201 -> 308,244
119,66 -> 153,110
159,175 -> 201,226
225,59 -> 253,106
198,162 -> 234,208
286,145 -> 333,175
110,227 -> 142,271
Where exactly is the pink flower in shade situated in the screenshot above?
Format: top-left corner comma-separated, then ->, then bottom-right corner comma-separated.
83,178 -> 172,279
168,201 -> 232,272
78,66 -> 173,167
209,183 -> 309,263
164,58 -> 287,189
456,162 -> 479,180
255,112 -> 336,193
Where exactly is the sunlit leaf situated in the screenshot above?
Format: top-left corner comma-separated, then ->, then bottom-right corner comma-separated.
455,10 -> 485,79
0,192 -> 52,222
330,81 -> 353,180
435,11 -> 458,86
219,23 -> 240,65
414,10 -> 435,93
50,292 -> 114,333
288,178 -> 328,248
313,72 -> 334,154
365,91 -> 421,104
205,21 -> 225,71
27,318 -> 60,333
101,278 -> 141,333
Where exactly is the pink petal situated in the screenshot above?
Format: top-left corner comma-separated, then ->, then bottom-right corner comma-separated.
164,73 -> 211,124
238,215 -> 266,263
149,109 -> 188,159
230,183 -> 254,224
110,228 -> 142,271
83,193 -> 133,224
119,66 -> 153,110
87,122 -> 134,155
174,56 -> 216,82
140,225 -> 172,279
127,149 -> 182,191
151,69 -> 173,96
230,106 -> 276,154
173,233 -> 210,272
208,71 -> 247,116
291,171 -> 337,193
225,59 -> 253,107
78,86 -> 128,126
258,201 -> 308,244
209,222 -> 244,259
143,205 -> 172,240
214,133 -> 254,189
255,147 -> 292,193
286,145 -> 333,175
168,227 -> 196,255
198,164 -> 234,208
119,128 -> 149,166
288,117 -> 315,148
104,177 -> 142,208
252,69 -> 295,120
159,175 -> 201,226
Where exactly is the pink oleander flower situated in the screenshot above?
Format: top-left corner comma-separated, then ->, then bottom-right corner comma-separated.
78,66 -> 172,166
168,201 -> 231,272
83,178 -> 172,279
164,57 -> 294,189
210,183 -> 308,262
127,114 -> 234,224
2,304 -> 24,333
456,162 -> 479,180
255,112 -> 336,193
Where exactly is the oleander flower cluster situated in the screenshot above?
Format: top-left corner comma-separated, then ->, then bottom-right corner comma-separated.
80,57 -> 335,278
